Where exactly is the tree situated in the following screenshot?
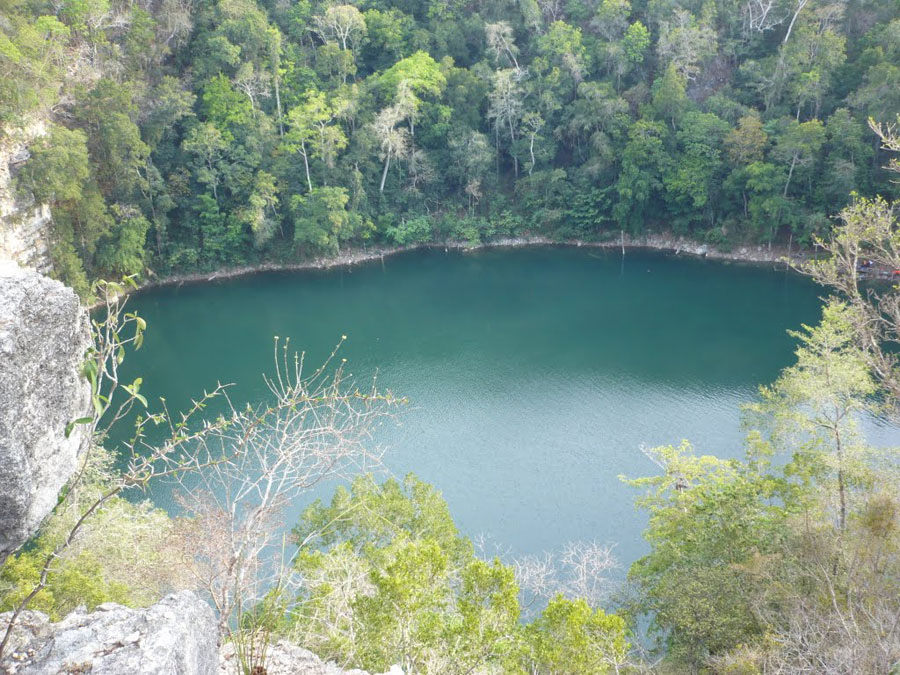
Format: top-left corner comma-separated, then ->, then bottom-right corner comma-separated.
18,124 -> 91,204
285,91 -> 348,191
312,4 -> 366,52
523,596 -> 630,674
657,9 -> 717,81
748,302 -> 876,530
293,474 -> 520,674
622,21 -> 650,64
772,118 -> 826,197
651,63 -> 688,130
536,20 -> 588,88
613,118 -> 669,232
725,114 -> 769,166
74,80 -> 150,202
624,440 -> 788,667
293,474 -> 632,674
663,111 -> 730,225
361,9 -> 414,70
237,170 -> 280,248
372,96 -> 411,194
485,21 -> 520,70
802,195 -> 900,401
292,186 -> 371,252
172,337 -> 397,671
96,205 -> 150,277
183,123 -> 229,203
487,68 -> 526,178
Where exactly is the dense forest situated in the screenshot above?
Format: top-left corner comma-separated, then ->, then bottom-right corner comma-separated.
2,0 -> 900,294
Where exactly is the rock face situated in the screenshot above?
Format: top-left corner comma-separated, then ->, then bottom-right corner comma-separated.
0,262 -> 92,564
0,592 -> 219,675
0,122 -> 53,274
219,641 -> 402,675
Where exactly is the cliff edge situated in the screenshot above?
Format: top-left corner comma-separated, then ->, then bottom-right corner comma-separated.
0,262 -> 91,563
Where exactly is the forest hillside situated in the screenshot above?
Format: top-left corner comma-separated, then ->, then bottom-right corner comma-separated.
2,0 -> 899,294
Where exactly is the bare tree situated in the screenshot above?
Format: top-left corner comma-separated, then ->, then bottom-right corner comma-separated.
515,541 -> 619,613
171,337 -> 399,673
742,0 -> 785,36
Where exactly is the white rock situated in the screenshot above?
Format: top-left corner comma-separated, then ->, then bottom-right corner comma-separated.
0,263 -> 92,564
218,640 -> 403,675
0,592 -> 218,675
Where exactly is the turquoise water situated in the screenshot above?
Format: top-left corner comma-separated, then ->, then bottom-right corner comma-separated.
123,246 -> 832,567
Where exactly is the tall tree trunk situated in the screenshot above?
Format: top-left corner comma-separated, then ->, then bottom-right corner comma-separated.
380,149 -> 391,193
835,426 -> 847,531
274,77 -> 284,137
508,118 -> 518,178
528,133 -> 536,176
783,155 -> 797,197
301,141 -> 313,193
783,0 -> 808,44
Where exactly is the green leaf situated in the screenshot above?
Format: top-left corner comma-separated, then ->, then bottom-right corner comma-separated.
64,416 -> 94,438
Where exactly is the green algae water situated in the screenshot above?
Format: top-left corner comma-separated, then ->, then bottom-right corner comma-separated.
123,246 -> 853,567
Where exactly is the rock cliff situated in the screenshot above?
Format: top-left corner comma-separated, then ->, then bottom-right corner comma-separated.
0,262 -> 92,563
0,592 -> 218,675
0,123 -> 53,274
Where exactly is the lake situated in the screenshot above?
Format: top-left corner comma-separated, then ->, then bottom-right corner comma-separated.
123,246 -> 832,569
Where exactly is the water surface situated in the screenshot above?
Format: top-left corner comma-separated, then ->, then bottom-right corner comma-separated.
124,247 -> 830,567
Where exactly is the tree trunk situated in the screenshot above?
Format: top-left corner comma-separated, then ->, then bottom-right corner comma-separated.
835,427 -> 847,531
528,133 -> 536,176
783,155 -> 797,197
301,141 -> 313,193
380,149 -> 391,193
783,0 -> 808,44
274,77 -> 284,137
508,118 -> 518,179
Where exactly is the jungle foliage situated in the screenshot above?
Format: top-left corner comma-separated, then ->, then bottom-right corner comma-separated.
2,0 -> 899,294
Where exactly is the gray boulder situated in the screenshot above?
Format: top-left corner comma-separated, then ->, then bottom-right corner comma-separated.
0,591 -> 218,675
219,641 -> 402,675
0,262 -> 92,563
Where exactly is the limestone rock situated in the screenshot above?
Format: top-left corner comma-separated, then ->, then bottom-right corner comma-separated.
0,262 -> 92,563
0,591 -> 218,675
219,641 -> 403,675
0,121 -> 53,273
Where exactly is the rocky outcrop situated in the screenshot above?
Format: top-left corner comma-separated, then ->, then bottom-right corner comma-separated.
219,641 -> 402,675
0,592 -> 218,675
0,122 -> 53,273
0,262 -> 92,564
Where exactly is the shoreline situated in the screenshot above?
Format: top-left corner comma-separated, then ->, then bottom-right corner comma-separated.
132,233 -> 804,296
